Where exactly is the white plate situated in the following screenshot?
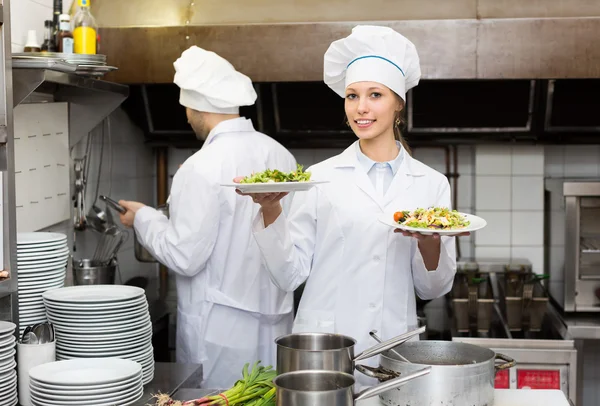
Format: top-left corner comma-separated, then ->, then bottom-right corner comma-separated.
19,281 -> 65,295
0,359 -> 16,374
17,242 -> 68,253
55,322 -> 152,342
18,268 -> 66,280
47,307 -> 148,324
57,335 -> 151,352
56,329 -> 152,347
31,370 -> 142,392
44,300 -> 147,313
30,381 -> 142,402
43,285 -> 145,303
17,258 -> 69,270
378,211 -> 487,236
29,358 -> 142,386
57,342 -> 152,357
17,255 -> 70,267
0,321 -> 15,335
52,316 -> 150,333
17,232 -> 67,245
18,264 -> 67,275
221,180 -> 328,193
16,247 -> 69,259
30,386 -> 143,406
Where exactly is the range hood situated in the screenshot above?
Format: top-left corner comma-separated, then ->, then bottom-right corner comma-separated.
90,0 -> 600,146
92,0 -> 600,83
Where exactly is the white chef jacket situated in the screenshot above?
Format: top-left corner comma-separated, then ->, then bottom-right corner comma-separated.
134,117 -> 296,389
252,141 -> 456,387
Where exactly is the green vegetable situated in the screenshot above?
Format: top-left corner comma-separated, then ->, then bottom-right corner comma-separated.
240,164 -> 311,184
186,361 -> 277,406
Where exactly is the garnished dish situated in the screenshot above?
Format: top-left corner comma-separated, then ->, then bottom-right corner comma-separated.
240,164 -> 311,184
393,207 -> 470,230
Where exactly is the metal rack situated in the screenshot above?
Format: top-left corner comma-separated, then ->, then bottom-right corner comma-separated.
0,0 -> 19,332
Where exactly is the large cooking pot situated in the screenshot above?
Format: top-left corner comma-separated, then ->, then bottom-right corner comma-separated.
363,340 -> 516,406
274,367 -> 431,406
276,326 -> 425,375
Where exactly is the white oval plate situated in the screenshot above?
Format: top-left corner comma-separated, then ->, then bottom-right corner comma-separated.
17,232 -> 67,245
16,242 -> 68,253
30,370 -> 141,391
45,301 -> 147,315
55,322 -> 152,342
378,211 -> 487,236
29,358 -> 142,386
43,296 -> 147,310
221,180 -> 328,193
30,386 -> 143,406
0,321 -> 16,335
43,285 -> 145,303
30,381 -> 142,402
17,247 -> 69,259
46,307 -> 148,321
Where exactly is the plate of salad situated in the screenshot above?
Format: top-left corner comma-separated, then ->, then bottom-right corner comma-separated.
222,164 -> 328,193
378,207 -> 487,236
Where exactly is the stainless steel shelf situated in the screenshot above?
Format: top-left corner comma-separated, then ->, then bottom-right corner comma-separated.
12,68 -> 129,147
0,277 -> 15,299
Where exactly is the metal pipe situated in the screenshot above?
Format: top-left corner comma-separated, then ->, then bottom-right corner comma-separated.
156,147 -> 169,300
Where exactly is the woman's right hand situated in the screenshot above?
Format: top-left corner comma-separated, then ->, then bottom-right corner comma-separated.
233,177 -> 288,226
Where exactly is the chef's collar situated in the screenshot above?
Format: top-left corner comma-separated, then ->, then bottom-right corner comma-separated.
355,141 -> 404,175
204,117 -> 255,145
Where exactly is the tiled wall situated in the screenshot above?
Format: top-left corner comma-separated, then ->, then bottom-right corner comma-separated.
474,145 -> 546,273
10,0 -> 70,53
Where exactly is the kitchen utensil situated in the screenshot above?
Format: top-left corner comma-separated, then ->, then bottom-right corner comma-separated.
369,330 -> 408,363
21,332 -> 39,345
92,226 -> 124,265
74,159 -> 87,230
273,367 -> 431,406
99,195 -> 126,214
276,325 -> 425,375
72,258 -> 117,285
86,203 -> 108,233
368,340 -> 516,406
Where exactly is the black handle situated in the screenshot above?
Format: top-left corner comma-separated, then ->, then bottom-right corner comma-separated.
99,195 -> 127,214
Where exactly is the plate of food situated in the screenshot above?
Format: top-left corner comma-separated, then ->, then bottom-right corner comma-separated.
378,207 -> 487,236
221,165 -> 328,193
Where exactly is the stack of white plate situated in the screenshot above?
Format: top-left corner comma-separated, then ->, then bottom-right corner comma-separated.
17,232 -> 68,335
42,285 -> 155,384
28,358 -> 144,406
0,321 -> 17,406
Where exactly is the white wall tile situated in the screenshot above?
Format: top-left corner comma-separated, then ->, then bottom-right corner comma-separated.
511,176 -> 544,211
475,246 -> 511,259
11,43 -> 24,53
544,146 -> 565,178
475,176 -> 511,210
474,211 -> 511,246
456,174 -> 473,210
511,246 -> 544,274
512,211 -> 544,246
564,145 -> 600,178
457,238 -> 473,260
457,145 -> 474,175
549,210 -> 565,247
511,146 -> 544,175
475,145 -> 511,176
412,147 -> 446,174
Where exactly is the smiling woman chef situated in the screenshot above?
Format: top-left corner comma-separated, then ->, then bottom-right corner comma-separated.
237,25 -> 469,387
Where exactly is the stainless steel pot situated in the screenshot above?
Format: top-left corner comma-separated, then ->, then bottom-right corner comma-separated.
276,326 -> 425,375
274,367 -> 431,406
365,340 -> 516,406
72,258 -> 117,285
134,204 -> 169,263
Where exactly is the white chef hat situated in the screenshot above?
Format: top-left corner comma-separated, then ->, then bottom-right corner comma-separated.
323,25 -> 421,101
173,46 -> 257,114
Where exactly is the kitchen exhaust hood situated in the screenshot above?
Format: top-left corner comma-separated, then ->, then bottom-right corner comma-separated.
90,0 -> 600,146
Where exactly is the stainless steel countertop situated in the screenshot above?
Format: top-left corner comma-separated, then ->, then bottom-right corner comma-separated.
131,362 -> 203,406
547,302 -> 600,340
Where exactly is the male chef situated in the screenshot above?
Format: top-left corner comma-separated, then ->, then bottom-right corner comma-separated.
118,46 -> 296,388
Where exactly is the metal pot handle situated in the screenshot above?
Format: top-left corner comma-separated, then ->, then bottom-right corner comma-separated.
354,326 -> 426,362
355,364 -> 400,381
355,366 -> 432,401
494,353 -> 516,372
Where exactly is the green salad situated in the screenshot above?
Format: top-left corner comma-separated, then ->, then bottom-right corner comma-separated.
240,164 -> 312,184
394,207 -> 470,230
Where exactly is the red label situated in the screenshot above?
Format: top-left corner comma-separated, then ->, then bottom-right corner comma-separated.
517,370 -> 561,389
495,370 -> 510,389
